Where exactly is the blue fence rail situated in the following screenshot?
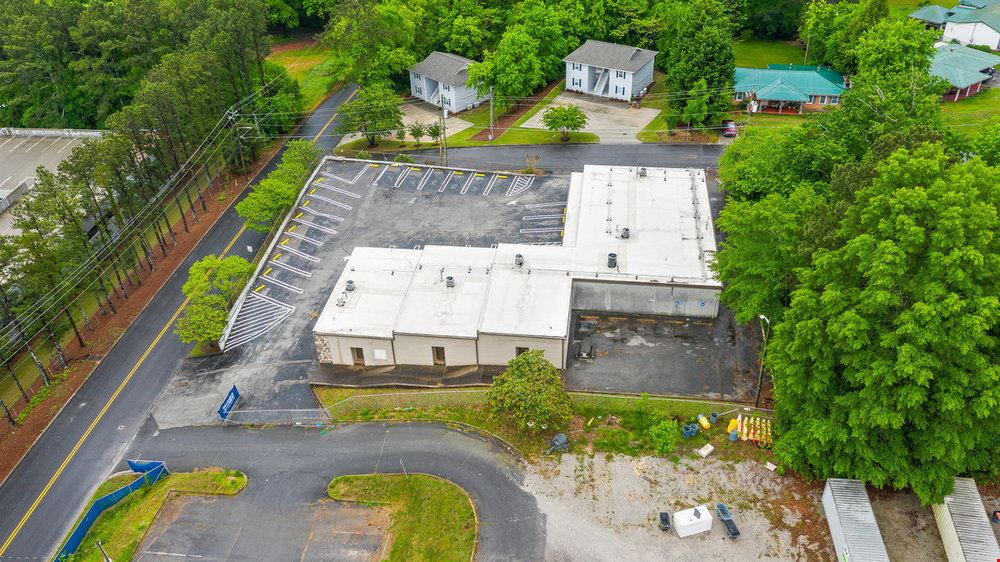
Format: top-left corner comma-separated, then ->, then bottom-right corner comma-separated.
56,459 -> 169,560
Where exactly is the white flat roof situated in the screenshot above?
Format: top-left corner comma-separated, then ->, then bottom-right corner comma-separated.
480,244 -> 575,338
315,165 -> 720,341
394,245 -> 497,338
313,247 -> 421,339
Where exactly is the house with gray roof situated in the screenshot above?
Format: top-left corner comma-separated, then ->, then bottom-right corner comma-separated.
733,64 -> 847,114
563,40 -> 658,101
408,52 -> 489,113
943,0 -> 1000,48
931,42 -> 1000,99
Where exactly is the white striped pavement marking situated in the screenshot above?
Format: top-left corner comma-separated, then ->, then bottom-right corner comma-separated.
308,192 -> 352,210
298,206 -> 344,221
292,217 -> 337,234
525,200 -> 567,209
316,184 -> 361,198
483,174 -> 499,196
519,227 -> 563,233
276,244 -> 319,262
269,259 -> 312,277
522,214 -> 563,221
394,166 -> 412,187
460,173 -> 475,194
283,231 -> 322,246
0,138 -> 14,150
439,171 -> 455,192
261,274 -> 303,293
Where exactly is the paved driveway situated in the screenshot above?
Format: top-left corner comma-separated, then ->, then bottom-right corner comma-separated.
338,101 -> 473,147
520,92 -> 660,144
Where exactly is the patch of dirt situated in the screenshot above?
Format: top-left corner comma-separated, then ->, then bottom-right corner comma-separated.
0,139 -> 290,486
870,488 -> 946,561
469,80 -> 563,142
525,453 -> 835,561
270,34 -> 319,55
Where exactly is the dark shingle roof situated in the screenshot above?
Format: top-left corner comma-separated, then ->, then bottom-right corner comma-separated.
563,40 -> 657,73
410,52 -> 476,86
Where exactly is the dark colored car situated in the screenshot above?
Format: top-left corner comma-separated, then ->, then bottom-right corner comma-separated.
722,120 -> 737,138
659,512 -> 671,531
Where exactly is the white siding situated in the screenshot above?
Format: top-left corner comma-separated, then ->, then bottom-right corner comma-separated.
477,334 -> 566,369
608,69 -> 632,100
945,22 -> 1000,49
453,84 -> 488,111
566,61 -> 590,94
393,334 -> 478,366
631,59 -> 655,98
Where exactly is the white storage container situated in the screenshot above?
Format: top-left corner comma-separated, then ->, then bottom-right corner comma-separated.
822,479 -> 890,562
674,505 -> 713,538
933,477 -> 1000,562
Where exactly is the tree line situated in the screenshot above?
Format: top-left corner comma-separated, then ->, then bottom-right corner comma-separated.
0,0 -> 303,379
712,16 -> 1000,504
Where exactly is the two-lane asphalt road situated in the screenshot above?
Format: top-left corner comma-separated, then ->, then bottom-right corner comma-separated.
0,85 -> 357,559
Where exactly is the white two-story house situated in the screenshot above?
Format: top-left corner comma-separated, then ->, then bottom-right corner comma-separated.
408,52 -> 489,113
563,40 -> 658,101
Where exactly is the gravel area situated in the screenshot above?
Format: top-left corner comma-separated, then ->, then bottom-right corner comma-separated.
525,453 -> 833,561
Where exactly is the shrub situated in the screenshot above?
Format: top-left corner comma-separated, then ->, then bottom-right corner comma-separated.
648,418 -> 681,456
487,350 -> 572,432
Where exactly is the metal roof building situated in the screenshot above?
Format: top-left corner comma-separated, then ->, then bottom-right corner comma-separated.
822,479 -> 891,562
933,477 -> 1000,562
314,165 -> 721,370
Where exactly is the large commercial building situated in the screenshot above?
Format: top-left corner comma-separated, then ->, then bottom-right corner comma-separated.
314,165 -> 720,369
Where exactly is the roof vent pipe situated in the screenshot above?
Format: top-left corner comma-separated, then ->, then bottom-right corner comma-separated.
446,276 -> 456,288
345,280 -> 356,291
515,253 -> 524,267
608,253 -> 618,268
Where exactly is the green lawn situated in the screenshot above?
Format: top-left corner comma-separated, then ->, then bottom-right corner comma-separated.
315,386 -> 756,458
328,474 -> 476,562
334,126 -> 597,157
941,88 -> 1000,132
510,80 -> 566,128
734,39 -> 808,68
267,38 -> 341,110
64,468 -> 247,561
888,0 -> 924,18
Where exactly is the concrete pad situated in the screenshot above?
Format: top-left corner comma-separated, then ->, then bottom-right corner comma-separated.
519,92 -> 660,144
338,101 -> 473,147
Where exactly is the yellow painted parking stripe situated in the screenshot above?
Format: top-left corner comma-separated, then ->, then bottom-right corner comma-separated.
264,267 -> 273,275
254,285 -> 264,293
303,200 -> 310,207
0,223 -> 249,556
281,238 -> 289,245
454,171 -> 464,175
288,225 -> 297,232
369,163 -> 379,168
309,188 -> 316,195
498,175 -> 507,179
475,173 -> 485,177
273,253 -> 282,260
295,212 -> 303,219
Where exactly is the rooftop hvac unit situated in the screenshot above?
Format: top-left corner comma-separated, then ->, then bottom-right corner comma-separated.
446,276 -> 456,288
515,253 -> 524,267
345,280 -> 356,291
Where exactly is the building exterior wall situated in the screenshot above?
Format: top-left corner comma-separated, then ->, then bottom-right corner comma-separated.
566,62 -> 591,94
393,334 -> 479,366
631,59 -> 655,97
477,334 -> 566,369
572,281 -> 721,318
608,69 -> 632,100
452,84 -> 487,111
945,21 -> 1000,48
317,334 -> 396,366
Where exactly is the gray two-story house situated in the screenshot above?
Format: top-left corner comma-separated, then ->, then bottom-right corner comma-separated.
564,40 -> 658,101
408,52 -> 489,112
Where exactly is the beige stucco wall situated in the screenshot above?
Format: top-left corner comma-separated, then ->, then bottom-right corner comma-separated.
393,334 -> 479,366
476,334 -> 567,369
317,334 -> 396,366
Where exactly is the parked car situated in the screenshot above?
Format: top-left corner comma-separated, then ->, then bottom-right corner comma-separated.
722,120 -> 737,138
659,511 -> 671,531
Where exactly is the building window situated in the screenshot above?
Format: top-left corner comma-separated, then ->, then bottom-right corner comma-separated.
413,72 -> 421,80
444,97 -> 451,107
735,92 -> 745,101
350,347 -> 365,366
572,77 -> 581,87
571,62 -> 582,71
818,95 -> 827,104
807,95 -> 815,104
415,85 -> 423,95
616,70 -> 626,79
516,347 -> 529,356
432,346 -> 446,366
615,85 -> 625,96
829,96 -> 839,105
443,84 -> 450,91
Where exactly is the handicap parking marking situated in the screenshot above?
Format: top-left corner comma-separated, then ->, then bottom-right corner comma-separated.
507,175 -> 535,197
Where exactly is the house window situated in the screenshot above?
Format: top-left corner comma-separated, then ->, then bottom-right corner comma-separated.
572,77 -> 581,87
516,347 -> 529,356
432,346 -> 446,366
444,97 -> 451,107
807,95 -> 815,104
571,62 -> 582,71
615,85 -> 625,96
818,95 -> 827,104
616,70 -> 626,79
413,72 -> 421,79
443,84 -> 450,91
735,92 -> 745,101
829,96 -> 839,105
415,85 -> 423,95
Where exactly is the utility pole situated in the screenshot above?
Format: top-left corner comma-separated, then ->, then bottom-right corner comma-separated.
488,86 -> 494,141
440,93 -> 448,166
754,314 -> 771,408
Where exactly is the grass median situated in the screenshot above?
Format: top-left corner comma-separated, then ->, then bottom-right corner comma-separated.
328,473 -> 476,562
65,468 -> 247,562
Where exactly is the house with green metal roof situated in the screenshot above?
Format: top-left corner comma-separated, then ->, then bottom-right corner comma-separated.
931,42 -> 1000,99
944,1 -> 1000,49
733,65 -> 847,114
910,5 -> 956,29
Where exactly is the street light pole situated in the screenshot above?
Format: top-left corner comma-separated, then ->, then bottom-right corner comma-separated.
754,314 -> 771,409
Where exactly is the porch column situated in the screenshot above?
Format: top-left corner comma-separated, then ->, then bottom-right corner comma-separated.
955,89 -> 960,101
798,102 -> 803,115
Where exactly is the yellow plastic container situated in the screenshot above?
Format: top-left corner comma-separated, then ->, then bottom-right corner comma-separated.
727,418 -> 739,433
697,414 -> 711,430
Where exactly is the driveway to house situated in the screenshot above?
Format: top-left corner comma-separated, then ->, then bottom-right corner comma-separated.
520,91 -> 660,144
125,421 -> 545,561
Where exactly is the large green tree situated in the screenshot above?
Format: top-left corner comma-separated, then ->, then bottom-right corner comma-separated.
487,350 -> 572,433
467,25 -> 544,111
542,105 -> 588,141
771,145 -> 1000,504
335,83 -> 405,147
237,139 -> 321,231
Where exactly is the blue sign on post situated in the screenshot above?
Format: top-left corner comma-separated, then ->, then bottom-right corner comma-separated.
218,385 -> 240,422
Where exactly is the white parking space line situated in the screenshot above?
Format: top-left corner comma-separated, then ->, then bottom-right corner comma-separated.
292,217 -> 337,234
26,137 -> 46,151
298,205 -> 344,221
520,227 -> 563,233
0,177 -> 11,188
277,244 -> 319,262
307,192 -> 352,210
261,274 -> 303,294
269,259 -> 312,277
316,184 -> 361,198
525,201 -> 567,209
523,214 -> 563,221
320,170 -> 354,183
439,171 -> 455,192
282,231 -> 323,246
394,167 -> 412,187
460,173 -> 475,194
11,137 -> 31,151
59,138 -> 76,152
0,138 -> 14,150
373,165 -> 390,185
417,172 -> 432,191
483,174 -> 499,196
